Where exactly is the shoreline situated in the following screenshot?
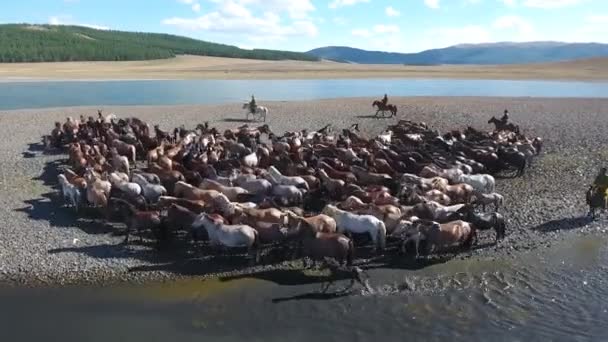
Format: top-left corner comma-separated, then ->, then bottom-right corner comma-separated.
2,97 -> 608,287
2,55 -> 608,82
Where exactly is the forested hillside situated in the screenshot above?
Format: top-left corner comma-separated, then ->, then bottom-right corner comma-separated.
0,24 -> 318,62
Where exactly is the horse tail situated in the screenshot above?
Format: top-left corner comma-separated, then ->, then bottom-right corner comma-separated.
495,214 -> 506,241
519,157 -> 527,176
346,238 -> 355,266
112,197 -> 136,216
251,228 -> 262,263
377,221 -> 387,251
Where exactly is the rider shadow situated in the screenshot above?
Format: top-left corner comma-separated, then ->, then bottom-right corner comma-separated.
219,268 -> 328,286
271,290 -> 353,303
354,115 -> 389,119
531,216 -> 593,233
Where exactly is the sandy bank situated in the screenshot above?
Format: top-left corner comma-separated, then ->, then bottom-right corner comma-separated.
1,55 -> 608,81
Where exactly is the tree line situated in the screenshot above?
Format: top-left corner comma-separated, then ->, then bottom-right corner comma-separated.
0,24 -> 318,63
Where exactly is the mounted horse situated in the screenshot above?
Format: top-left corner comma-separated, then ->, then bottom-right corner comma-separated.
587,186 -> 606,219
242,103 -> 269,122
372,100 -> 398,118
488,117 -> 520,134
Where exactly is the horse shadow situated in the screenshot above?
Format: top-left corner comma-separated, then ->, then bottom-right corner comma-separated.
367,253 -> 452,271
26,142 -> 64,156
15,192 -> 118,235
354,115 -> 384,119
221,118 -> 256,123
531,216 -> 593,233
34,159 -> 64,187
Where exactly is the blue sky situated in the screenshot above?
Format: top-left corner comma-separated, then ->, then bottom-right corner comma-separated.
2,0 -> 608,52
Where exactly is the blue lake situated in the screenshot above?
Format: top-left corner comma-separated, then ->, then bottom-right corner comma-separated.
1,78 -> 608,110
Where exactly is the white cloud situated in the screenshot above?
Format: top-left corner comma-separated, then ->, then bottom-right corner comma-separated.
499,0 -> 584,8
373,24 -> 400,34
524,0 -> 583,7
385,6 -> 400,17
424,0 -> 440,9
48,16 -> 109,30
192,3 -> 201,12
352,28 -> 371,38
163,1 -> 318,45
329,0 -> 369,9
493,15 -> 535,39
209,0 -> 315,19
332,17 -> 348,25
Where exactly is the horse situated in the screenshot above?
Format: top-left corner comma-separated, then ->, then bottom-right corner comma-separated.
57,174 -> 82,211
192,213 -> 260,262
283,211 -> 337,234
488,117 -> 520,134
472,191 -> 504,211
372,100 -> 397,118
110,198 -> 162,243
453,205 -> 506,242
403,219 -> 477,256
242,103 -> 268,122
131,173 -> 167,203
267,166 -> 309,190
322,204 -> 386,252
284,217 -> 354,266
456,173 -> 496,194
587,186 -> 606,219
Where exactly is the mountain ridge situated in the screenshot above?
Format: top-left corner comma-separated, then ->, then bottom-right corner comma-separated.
307,42 -> 608,65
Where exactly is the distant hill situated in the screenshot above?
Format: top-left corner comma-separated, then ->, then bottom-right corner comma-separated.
0,24 -> 318,63
307,42 -> 608,65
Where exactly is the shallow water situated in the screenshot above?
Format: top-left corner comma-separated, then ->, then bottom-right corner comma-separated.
2,78 -> 608,110
2,234 -> 607,341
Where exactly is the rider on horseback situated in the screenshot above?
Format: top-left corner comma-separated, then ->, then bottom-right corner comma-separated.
249,95 -> 257,114
592,167 -> 608,208
381,94 -> 388,107
500,109 -> 510,125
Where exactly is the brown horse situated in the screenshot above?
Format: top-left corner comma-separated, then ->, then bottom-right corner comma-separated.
404,220 -> 476,256
372,100 -> 397,118
286,217 -> 354,266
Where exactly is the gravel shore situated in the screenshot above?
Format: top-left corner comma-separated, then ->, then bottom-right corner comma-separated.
2,96 -> 608,286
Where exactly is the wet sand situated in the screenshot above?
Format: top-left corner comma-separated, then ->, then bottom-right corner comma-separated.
2,96 -> 608,286
1,55 -> 608,81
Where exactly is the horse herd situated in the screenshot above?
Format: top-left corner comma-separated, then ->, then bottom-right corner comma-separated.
46,111 -> 542,267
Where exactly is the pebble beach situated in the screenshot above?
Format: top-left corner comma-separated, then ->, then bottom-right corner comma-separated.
2,96 -> 608,286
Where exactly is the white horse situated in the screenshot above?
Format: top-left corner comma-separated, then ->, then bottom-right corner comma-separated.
192,214 -> 260,261
267,166 -> 309,190
425,201 -> 466,222
322,204 -> 386,251
456,174 -> 495,194
108,172 -> 141,198
242,103 -> 268,122
58,174 -> 82,211
472,191 -> 504,211
131,173 -> 167,203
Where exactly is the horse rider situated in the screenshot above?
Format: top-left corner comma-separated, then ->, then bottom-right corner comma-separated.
319,258 -> 372,293
381,93 -> 389,107
592,167 -> 608,208
500,109 -> 510,125
249,95 -> 257,114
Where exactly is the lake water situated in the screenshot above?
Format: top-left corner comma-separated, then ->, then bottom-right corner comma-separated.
2,235 -> 607,341
1,78 -> 608,110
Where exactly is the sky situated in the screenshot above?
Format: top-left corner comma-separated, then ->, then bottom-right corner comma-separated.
2,0 -> 608,53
